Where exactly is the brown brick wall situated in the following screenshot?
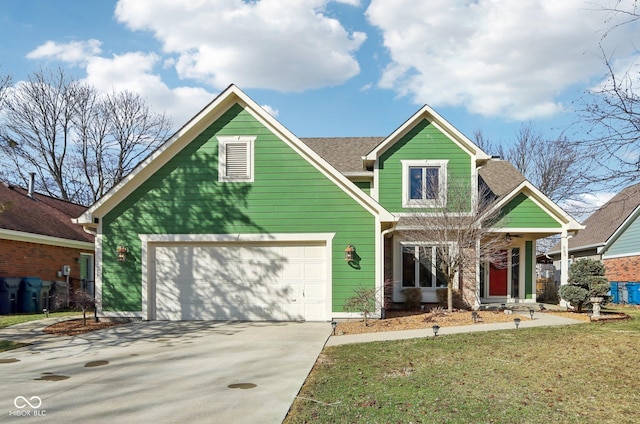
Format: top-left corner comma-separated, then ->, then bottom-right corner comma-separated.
604,256 -> 640,282
0,239 -> 93,289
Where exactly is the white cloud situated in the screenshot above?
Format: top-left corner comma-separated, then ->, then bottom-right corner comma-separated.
114,0 -> 365,92
82,52 -> 214,127
26,39 -> 102,63
366,0 -> 640,120
260,104 -> 279,118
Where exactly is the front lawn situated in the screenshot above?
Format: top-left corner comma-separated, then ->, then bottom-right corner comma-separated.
0,311 -> 80,329
286,308 -> 640,424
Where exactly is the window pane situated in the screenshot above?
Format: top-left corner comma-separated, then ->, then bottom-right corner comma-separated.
511,248 -> 520,296
409,167 -> 424,200
402,247 -> 416,287
435,247 -> 448,287
424,167 -> 439,199
418,247 -> 432,287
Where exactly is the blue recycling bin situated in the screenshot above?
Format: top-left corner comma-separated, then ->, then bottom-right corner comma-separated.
18,277 -> 42,313
610,282 -> 620,304
0,277 -> 21,315
627,283 -> 640,305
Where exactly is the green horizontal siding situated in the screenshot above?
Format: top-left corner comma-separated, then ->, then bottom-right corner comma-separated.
498,193 -> 561,229
102,104 -> 376,313
378,119 -> 472,212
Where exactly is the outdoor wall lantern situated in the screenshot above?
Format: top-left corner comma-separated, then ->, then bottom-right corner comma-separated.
504,233 -> 512,243
514,317 -> 521,329
116,244 -> 129,262
432,325 -> 440,336
344,244 -> 355,262
331,321 -> 337,335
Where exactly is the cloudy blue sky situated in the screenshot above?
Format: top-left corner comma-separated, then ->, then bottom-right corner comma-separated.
1,0 -> 639,206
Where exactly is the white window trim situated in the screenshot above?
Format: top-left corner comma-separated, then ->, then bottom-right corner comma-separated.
401,160 -> 448,208
218,135 -> 255,182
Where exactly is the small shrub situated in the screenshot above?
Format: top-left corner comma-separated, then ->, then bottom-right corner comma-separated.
559,259 -> 610,312
401,287 -> 422,310
343,287 -> 381,326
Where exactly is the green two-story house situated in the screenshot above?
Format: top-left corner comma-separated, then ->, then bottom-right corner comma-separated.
75,85 -> 581,321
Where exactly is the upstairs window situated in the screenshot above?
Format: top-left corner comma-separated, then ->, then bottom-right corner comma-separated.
402,160 -> 447,207
218,136 -> 255,182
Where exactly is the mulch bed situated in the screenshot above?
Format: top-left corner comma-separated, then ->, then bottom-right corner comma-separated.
43,318 -> 126,336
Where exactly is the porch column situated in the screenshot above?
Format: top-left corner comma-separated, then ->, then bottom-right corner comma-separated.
560,230 -> 569,286
560,230 -> 569,307
474,237 -> 481,308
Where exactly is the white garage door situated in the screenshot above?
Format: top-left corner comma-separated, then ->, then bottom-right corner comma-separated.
153,241 -> 328,321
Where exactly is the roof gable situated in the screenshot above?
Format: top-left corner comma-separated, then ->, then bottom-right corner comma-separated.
364,104 -> 491,163
77,85 -> 395,224
487,180 -> 583,233
0,183 -> 93,244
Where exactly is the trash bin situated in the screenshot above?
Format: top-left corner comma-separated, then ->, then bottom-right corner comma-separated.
610,282 -> 619,304
0,277 -> 21,315
18,277 -> 42,313
627,283 -> 640,305
40,280 -> 52,311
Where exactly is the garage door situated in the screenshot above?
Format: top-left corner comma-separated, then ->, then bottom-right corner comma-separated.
152,241 -> 328,321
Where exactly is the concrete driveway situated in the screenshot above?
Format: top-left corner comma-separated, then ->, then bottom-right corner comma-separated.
0,320 -> 331,423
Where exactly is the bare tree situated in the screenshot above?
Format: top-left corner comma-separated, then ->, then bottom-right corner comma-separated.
578,52 -> 640,186
573,2 -> 640,186
73,88 -> 171,203
71,288 -> 96,326
0,67 -> 171,204
400,176 -> 509,312
504,123 -> 586,206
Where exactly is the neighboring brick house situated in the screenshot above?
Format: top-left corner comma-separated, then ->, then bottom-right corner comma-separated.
547,183 -> 640,289
0,181 -> 95,292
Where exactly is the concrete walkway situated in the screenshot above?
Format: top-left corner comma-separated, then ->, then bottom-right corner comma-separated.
326,311 -> 585,346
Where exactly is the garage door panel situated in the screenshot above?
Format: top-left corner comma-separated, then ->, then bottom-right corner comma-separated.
154,241 -> 328,321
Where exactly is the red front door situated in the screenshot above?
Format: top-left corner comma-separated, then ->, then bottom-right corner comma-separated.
489,253 -> 508,296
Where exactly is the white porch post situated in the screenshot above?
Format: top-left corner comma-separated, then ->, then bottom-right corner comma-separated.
560,230 -> 569,286
474,237 -> 481,308
560,229 -> 569,307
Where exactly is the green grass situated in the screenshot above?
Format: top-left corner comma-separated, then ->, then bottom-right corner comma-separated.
0,311 -> 80,329
0,340 -> 29,352
286,308 -> 640,424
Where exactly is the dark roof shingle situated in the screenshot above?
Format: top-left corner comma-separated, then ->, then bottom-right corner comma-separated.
0,183 -> 93,243
301,137 -> 383,173
550,182 -> 640,253
478,160 -> 526,199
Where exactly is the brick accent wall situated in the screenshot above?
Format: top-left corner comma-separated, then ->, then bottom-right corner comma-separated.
0,239 -> 93,290
604,256 -> 640,282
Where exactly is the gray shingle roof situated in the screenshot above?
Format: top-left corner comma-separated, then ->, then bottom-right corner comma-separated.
300,137 -> 383,173
478,160 -> 526,199
550,182 -> 640,253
